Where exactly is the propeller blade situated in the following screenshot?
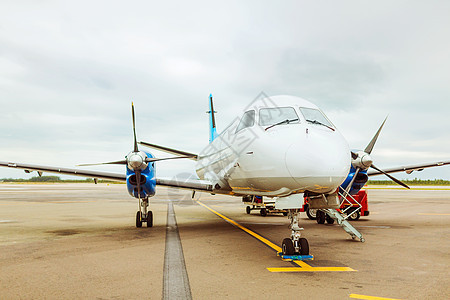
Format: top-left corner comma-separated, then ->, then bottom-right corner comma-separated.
132,102 -> 138,152
135,169 -> 141,199
364,116 -> 388,154
344,167 -> 360,196
351,151 -> 358,160
139,141 -> 198,159
145,156 -> 193,163
371,164 -> 410,189
77,159 -> 127,166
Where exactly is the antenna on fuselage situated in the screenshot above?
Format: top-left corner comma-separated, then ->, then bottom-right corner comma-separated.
207,94 -> 218,143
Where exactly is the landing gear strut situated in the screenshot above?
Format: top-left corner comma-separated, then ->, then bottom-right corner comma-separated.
136,197 -> 153,228
282,209 -> 309,255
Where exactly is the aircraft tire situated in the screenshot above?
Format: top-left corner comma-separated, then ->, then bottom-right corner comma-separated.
136,211 -> 142,228
282,211 -> 288,216
316,210 -> 326,224
282,238 -> 295,255
147,211 -> 153,227
260,208 -> 267,217
246,206 -> 251,214
299,238 -> 309,255
326,215 -> 335,224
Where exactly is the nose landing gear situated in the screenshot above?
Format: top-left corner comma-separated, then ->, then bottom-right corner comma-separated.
136,198 -> 153,228
282,209 -> 309,255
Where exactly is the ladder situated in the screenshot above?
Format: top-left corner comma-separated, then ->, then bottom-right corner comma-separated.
324,208 -> 365,242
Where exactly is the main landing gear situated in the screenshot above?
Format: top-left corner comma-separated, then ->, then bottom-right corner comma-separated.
282,209 -> 309,256
136,197 -> 153,228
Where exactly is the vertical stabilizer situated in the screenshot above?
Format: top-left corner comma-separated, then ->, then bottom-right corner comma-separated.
207,94 -> 218,143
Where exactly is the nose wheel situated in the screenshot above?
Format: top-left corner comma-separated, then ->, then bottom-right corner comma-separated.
282,209 -> 309,255
136,198 -> 153,228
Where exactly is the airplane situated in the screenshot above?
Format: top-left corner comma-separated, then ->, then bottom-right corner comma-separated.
1,94 -> 449,257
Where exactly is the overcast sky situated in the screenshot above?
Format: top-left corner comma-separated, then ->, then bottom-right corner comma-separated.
0,0 -> 449,181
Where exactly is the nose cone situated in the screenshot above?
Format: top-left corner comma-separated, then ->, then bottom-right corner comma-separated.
127,152 -> 147,170
361,154 -> 373,168
285,128 -> 350,193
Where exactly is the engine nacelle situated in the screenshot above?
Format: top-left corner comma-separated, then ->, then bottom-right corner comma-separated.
340,167 -> 369,195
126,151 -> 156,199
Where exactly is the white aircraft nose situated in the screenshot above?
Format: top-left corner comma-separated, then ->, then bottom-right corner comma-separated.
285,128 -> 350,193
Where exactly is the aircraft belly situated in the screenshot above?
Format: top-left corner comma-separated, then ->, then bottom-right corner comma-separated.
229,176 -> 340,195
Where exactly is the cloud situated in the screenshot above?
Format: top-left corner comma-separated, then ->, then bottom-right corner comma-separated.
0,1 -> 449,180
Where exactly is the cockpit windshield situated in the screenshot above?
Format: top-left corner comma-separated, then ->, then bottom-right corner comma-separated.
259,107 -> 299,126
299,107 -> 334,128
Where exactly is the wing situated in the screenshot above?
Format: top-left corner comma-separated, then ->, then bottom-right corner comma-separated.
0,161 -> 213,191
367,161 -> 450,176
0,161 -> 127,181
156,177 -> 213,191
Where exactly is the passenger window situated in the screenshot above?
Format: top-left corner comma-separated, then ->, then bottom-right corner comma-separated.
259,107 -> 299,126
236,110 -> 256,132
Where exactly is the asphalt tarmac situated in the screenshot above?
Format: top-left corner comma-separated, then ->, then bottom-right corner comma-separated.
0,183 -> 449,299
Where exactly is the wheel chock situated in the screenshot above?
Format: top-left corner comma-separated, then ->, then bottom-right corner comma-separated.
277,252 -> 314,261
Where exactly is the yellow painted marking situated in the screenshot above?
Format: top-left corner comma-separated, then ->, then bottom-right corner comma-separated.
197,201 -> 356,272
267,260 -> 355,272
268,266 -> 355,272
417,213 -> 450,216
294,260 -> 312,268
349,294 -> 402,300
197,201 -> 281,252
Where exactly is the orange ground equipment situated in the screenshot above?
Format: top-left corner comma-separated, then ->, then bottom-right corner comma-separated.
303,189 -> 369,224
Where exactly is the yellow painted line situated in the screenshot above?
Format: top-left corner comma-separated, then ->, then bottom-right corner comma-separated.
349,293 -> 402,300
267,260 -> 355,272
197,201 -> 281,252
197,200 -> 356,272
268,266 -> 355,272
417,213 -> 450,216
293,260 -> 311,268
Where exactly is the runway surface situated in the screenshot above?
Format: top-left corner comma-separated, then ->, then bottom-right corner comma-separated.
0,183 -> 449,299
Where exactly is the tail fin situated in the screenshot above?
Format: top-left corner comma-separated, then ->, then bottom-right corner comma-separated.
207,94 -> 218,143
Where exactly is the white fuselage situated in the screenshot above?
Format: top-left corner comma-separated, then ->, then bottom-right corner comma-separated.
195,95 -> 351,197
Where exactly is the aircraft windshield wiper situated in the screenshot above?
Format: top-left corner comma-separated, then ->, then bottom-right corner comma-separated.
265,118 -> 299,131
306,119 -> 335,131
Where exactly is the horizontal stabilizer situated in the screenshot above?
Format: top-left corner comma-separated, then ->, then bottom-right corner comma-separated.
138,141 -> 198,160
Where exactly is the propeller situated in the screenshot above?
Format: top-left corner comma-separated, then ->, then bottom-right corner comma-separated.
132,102 -> 138,153
78,102 -> 190,175
77,156 -> 191,167
349,117 -> 410,191
370,164 -> 410,189
364,117 -> 387,155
